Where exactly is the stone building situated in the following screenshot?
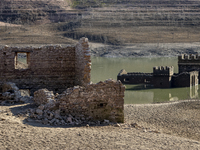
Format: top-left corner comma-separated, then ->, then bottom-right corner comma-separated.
33,79 -> 125,123
178,54 -> 200,83
0,37 -> 91,95
118,55 -> 199,88
0,37 -> 125,123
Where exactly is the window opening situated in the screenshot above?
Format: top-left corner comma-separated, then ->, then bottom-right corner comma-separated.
15,52 -> 29,70
124,78 -> 129,82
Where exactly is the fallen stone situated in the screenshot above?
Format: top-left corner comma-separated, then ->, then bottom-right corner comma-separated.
61,120 -> 66,125
2,82 -> 19,92
104,119 -> 110,124
49,118 -> 56,124
36,109 -> 43,116
19,96 -> 32,103
42,118 -> 49,125
114,123 -> 121,127
66,117 -> 72,123
54,110 -> 60,119
34,89 -> 55,105
38,105 -> 45,110
47,112 -> 54,120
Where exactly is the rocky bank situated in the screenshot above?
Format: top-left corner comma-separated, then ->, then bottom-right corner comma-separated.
90,42 -> 200,58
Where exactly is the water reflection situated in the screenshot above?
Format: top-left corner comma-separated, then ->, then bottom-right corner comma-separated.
190,85 -> 199,99
125,84 -> 199,104
91,57 -> 199,104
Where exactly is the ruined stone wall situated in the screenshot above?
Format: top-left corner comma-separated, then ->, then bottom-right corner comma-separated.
178,54 -> 200,73
153,66 -> 174,76
0,38 -> 91,95
152,76 -> 172,88
178,54 -> 200,83
33,79 -> 125,124
172,73 -> 191,87
75,37 -> 91,86
117,69 -> 153,84
172,71 -> 199,87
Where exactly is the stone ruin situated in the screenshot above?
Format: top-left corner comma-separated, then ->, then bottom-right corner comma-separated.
31,79 -> 124,125
0,82 -> 33,104
118,60 -> 199,88
0,37 -> 91,95
0,37 -> 125,124
0,80 -> 124,125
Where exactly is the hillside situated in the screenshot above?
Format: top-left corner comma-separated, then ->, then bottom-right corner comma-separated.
0,0 -> 79,45
1,0 -> 200,46
66,0 -> 200,44
0,0 -> 73,24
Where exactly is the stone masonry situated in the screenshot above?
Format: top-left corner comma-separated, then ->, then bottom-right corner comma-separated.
33,79 -> 125,124
118,59 -> 199,88
0,38 -> 125,124
0,37 -> 91,95
178,54 -> 200,83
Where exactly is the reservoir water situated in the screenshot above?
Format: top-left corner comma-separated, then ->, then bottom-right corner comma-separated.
91,57 -> 199,104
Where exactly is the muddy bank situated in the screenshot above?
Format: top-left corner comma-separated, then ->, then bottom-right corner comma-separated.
90,42 -> 200,57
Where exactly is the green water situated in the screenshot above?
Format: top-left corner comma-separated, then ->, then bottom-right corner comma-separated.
91,57 -> 199,104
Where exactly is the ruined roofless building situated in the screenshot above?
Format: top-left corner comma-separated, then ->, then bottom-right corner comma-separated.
118,55 -> 199,88
153,66 -> 174,88
0,37 -> 91,95
0,38 -> 125,123
178,54 -> 200,83
117,66 -> 176,88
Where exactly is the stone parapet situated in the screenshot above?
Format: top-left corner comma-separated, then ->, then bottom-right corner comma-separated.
153,66 -> 174,76
178,54 -> 200,63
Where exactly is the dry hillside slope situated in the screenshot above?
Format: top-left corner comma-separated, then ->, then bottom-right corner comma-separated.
1,0 -> 200,55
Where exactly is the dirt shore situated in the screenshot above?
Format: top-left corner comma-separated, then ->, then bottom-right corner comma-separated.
0,100 -> 199,150
90,42 -> 200,58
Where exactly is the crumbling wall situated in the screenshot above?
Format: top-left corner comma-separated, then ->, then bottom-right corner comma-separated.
32,79 -> 125,125
0,38 -> 91,95
178,54 -> 200,83
75,37 -> 91,86
0,82 -> 32,104
172,71 -> 199,87
117,69 -> 153,84
0,45 -> 75,94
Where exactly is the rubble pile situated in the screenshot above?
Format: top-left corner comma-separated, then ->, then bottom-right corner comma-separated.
34,89 -> 55,105
0,80 -> 124,126
0,82 -> 32,104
